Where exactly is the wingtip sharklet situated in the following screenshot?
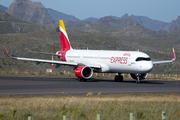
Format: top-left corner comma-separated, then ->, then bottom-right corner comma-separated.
3,44 -> 9,56
172,48 -> 176,61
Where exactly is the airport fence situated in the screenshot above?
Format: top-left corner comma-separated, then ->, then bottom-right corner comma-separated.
27,111 -> 168,120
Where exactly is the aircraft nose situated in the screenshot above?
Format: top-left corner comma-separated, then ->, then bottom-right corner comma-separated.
145,62 -> 153,72
139,61 -> 153,73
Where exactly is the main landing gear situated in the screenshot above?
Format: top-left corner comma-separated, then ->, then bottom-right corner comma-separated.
114,73 -> 123,82
79,79 -> 87,82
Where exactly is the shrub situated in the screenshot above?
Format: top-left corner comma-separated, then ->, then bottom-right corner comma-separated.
0,113 -> 4,117
59,72 -> 64,75
136,111 -> 144,119
22,113 -> 32,119
59,104 -> 67,116
86,92 -> 93,96
38,71 -> 43,75
11,109 -> 17,117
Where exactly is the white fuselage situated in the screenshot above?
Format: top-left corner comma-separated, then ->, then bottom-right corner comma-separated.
63,50 -> 153,74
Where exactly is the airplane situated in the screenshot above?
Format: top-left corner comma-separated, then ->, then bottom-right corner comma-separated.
3,20 -> 176,84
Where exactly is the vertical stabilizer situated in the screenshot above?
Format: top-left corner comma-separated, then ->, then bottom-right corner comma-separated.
59,20 -> 73,51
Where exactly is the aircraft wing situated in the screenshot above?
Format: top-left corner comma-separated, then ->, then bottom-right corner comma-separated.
152,48 -> 176,64
153,60 -> 175,64
30,51 -> 61,57
3,44 -> 101,68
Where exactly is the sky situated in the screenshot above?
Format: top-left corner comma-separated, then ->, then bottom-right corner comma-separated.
1,0 -> 180,22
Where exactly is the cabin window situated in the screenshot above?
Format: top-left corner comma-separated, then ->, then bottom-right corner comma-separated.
136,57 -> 151,61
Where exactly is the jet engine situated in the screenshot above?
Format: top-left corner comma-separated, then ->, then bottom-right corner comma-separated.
75,66 -> 93,80
130,73 -> 148,80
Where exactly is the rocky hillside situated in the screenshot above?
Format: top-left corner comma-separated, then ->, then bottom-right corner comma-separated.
120,14 -> 169,31
65,20 -> 91,28
83,17 -> 98,23
6,0 -> 54,25
97,16 -> 140,29
0,10 -> 27,34
164,16 -> 180,32
0,10 -> 56,34
46,8 -> 80,23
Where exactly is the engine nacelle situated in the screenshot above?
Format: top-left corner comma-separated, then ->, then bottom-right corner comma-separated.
130,73 -> 148,80
75,66 -> 93,79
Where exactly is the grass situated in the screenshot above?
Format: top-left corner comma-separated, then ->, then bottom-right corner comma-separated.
0,94 -> 180,119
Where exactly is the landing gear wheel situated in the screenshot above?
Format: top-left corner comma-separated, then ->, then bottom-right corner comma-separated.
83,79 -> 87,82
114,75 -> 119,82
79,79 -> 83,82
114,74 -> 124,82
119,75 -> 123,82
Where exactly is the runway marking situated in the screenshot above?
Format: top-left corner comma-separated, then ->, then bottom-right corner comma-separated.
18,76 -> 35,77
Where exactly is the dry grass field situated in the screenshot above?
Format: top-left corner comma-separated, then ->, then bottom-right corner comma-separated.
0,94 -> 180,120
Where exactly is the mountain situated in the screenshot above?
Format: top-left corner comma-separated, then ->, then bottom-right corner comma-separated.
6,0 -> 54,25
46,8 -> 80,23
0,10 -> 27,34
83,17 -> 98,23
0,10 -> 55,34
97,16 -> 140,29
0,4 -> 8,11
65,20 -> 91,28
164,16 -> 180,32
120,14 -> 169,31
0,10 -> 26,22
120,13 -> 129,19
109,15 -> 119,20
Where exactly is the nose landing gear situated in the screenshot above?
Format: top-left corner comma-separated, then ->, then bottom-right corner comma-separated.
136,74 -> 141,84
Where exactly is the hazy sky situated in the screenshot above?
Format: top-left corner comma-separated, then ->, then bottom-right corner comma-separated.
1,0 -> 180,22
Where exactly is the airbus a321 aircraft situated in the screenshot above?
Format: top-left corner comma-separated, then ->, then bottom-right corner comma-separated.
3,20 -> 176,84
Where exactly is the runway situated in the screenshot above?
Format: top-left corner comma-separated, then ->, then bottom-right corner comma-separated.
0,74 -> 180,96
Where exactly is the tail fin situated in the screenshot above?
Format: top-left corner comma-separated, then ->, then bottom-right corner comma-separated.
59,20 -> 73,51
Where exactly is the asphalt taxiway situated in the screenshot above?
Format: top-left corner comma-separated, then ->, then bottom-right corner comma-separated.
0,74 -> 180,96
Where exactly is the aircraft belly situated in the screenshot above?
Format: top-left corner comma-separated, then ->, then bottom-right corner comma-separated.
109,64 -> 130,73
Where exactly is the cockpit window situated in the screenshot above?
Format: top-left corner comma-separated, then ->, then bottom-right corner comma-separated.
136,57 -> 151,61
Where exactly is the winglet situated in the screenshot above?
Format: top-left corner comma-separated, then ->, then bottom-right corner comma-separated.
172,48 -> 176,61
3,44 -> 10,57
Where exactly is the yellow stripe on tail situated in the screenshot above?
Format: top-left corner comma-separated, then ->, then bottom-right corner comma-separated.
59,20 -> 67,35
